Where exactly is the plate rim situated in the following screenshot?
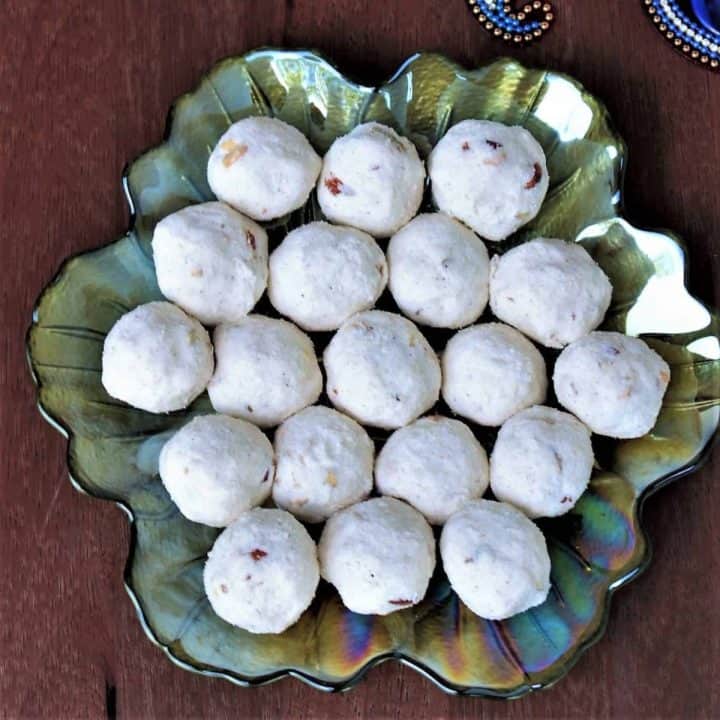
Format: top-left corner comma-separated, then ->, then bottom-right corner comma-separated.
26,47 -> 720,697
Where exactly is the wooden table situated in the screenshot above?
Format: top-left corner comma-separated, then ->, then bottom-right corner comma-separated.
2,1 -> 719,717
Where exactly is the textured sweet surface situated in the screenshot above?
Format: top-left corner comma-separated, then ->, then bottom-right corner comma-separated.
269,221 -> 387,331
489,237 -> 612,348
554,331 -> 671,438
317,122 -> 426,237
159,414 -> 274,527
101,301 -> 213,413
318,497 -> 436,615
375,416 -> 489,524
207,116 -> 321,221
152,202 -> 268,325
490,405 -> 594,518
272,406 -> 374,523
387,213 -> 490,329
208,315 -> 322,427
440,499 -> 551,620
203,508 -> 319,634
442,322 -> 547,426
324,310 -> 441,429
428,120 -> 548,242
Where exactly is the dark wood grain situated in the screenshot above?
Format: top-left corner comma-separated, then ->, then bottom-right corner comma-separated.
2,1 -> 718,718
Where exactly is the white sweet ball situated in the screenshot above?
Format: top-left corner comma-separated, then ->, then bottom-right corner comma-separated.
440,499 -> 551,620
268,221 -> 387,331
375,416 -> 489,525
272,406 -> 374,523
203,508 -> 319,634
428,120 -> 549,242
387,213 -> 490,329
102,301 -> 213,413
324,310 -> 441,429
207,116 -> 321,221
317,122 -> 426,237
159,414 -> 274,527
208,315 -> 322,427
553,331 -> 671,438
490,406 -> 593,518
152,201 -> 268,325
442,323 -> 547,426
318,497 -> 435,615
489,237 -> 612,348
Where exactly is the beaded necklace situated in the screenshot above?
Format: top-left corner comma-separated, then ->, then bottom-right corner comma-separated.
465,0 -> 555,43
643,0 -> 720,70
465,0 -> 720,71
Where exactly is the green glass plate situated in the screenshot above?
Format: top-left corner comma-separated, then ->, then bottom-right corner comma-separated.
26,50 -> 720,697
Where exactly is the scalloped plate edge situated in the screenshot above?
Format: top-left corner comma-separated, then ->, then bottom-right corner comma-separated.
26,48 -> 719,697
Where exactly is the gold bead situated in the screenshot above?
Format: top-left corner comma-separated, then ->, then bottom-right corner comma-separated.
540,20 -> 549,30
494,27 -> 503,36
478,13 -> 486,20
666,31 -> 674,39
653,14 -> 661,23
517,11 -> 526,20
659,23 -> 667,31
472,5 -> 481,13
711,59 -> 719,68
648,6 -> 655,13
545,12 -> 554,21
524,33 -> 533,41
691,50 -> 700,58
503,32 -> 512,40
701,55 -> 709,63
542,3 -> 551,11
513,35 -> 523,43
682,44 -> 690,52
533,0 -> 542,9
533,28 -> 542,36
674,38 -> 682,46
523,4 -> 532,13
485,21 -> 494,29
467,0 -> 474,4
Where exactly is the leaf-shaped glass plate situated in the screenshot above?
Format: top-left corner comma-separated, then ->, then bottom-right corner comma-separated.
27,50 -> 720,697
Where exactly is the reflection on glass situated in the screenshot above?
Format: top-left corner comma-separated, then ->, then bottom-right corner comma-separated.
579,218 -> 711,336
687,336 -> 720,360
534,79 -> 593,142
